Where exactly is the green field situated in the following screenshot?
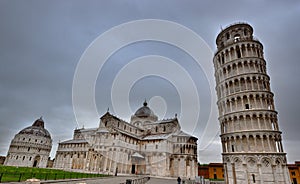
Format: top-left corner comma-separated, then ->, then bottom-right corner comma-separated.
0,165 -> 109,182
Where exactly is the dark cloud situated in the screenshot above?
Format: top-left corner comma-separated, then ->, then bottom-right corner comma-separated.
0,0 -> 299,163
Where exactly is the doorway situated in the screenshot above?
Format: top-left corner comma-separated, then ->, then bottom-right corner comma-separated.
33,155 -> 40,167
131,164 -> 135,174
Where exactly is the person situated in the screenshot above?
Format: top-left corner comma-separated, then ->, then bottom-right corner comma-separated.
177,177 -> 182,184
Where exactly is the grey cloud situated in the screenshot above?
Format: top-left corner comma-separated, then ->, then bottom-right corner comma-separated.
0,0 -> 299,163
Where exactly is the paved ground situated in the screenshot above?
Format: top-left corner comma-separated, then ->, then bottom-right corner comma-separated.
147,177 -> 176,184
3,176 -> 179,184
42,176 -> 177,184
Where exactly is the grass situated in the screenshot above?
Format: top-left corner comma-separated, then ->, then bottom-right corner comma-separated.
0,165 -> 109,182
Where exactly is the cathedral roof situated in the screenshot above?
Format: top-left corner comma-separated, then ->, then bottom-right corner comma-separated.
60,139 -> 88,144
18,117 -> 51,138
142,133 -> 172,140
174,130 -> 198,140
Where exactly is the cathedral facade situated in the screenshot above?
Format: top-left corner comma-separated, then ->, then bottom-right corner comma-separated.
53,101 -> 198,178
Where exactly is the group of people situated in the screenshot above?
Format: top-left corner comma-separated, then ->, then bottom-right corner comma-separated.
177,177 -> 192,184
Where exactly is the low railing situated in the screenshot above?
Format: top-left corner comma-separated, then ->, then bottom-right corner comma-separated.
120,176 -> 150,184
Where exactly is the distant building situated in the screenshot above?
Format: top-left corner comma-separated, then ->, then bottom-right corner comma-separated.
4,117 -> 52,168
47,157 -> 54,168
0,156 -> 5,165
53,101 -> 198,178
288,161 -> 300,184
198,163 -> 224,181
198,164 -> 209,179
208,163 -> 224,180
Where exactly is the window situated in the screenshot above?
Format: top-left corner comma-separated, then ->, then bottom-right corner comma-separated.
232,145 -> 235,152
252,174 -> 256,183
292,171 -> 296,176
263,82 -> 267,89
156,145 -> 158,149
245,104 -> 250,109
236,48 -> 241,58
23,156 -> 25,160
28,147 -> 30,151
234,35 -> 240,42
226,33 -> 230,39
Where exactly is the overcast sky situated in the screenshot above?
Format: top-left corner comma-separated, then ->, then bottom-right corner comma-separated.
0,0 -> 299,164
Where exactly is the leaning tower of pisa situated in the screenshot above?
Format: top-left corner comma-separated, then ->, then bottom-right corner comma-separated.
213,23 -> 290,183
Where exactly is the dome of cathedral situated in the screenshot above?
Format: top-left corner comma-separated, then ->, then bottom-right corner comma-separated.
134,101 -> 155,118
18,117 -> 51,138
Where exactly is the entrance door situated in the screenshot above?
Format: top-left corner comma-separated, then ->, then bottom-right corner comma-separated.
131,164 -> 135,174
33,155 -> 41,167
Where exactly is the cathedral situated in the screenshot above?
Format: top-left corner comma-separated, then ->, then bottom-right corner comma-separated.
53,101 -> 198,178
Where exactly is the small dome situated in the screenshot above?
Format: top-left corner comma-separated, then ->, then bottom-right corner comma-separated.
18,117 -> 51,138
134,101 -> 155,118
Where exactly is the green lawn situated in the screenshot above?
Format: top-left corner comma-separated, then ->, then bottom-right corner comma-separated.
0,165 -> 109,182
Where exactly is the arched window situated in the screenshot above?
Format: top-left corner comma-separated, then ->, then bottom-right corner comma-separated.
236,48 -> 241,58
226,33 -> 230,39
234,34 -> 241,42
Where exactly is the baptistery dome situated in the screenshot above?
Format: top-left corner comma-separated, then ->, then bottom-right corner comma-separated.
18,118 -> 51,138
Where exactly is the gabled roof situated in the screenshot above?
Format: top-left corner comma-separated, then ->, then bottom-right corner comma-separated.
174,130 -> 197,140
142,133 -> 172,140
132,152 -> 144,159
60,139 -> 88,144
157,118 -> 177,124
